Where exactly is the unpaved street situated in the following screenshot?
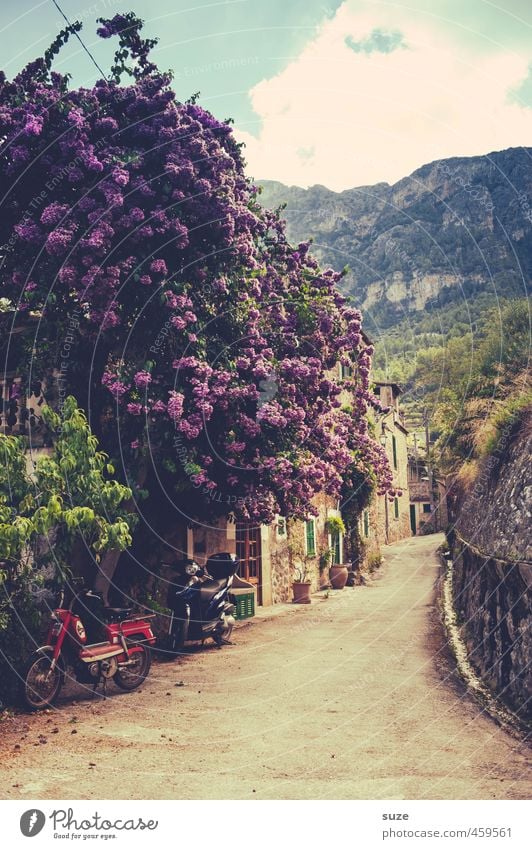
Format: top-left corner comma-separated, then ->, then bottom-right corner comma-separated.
1,535 -> 531,800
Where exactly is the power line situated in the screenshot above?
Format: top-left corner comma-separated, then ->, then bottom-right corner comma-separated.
49,0 -> 109,81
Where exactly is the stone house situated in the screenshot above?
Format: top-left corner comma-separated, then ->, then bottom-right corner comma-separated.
126,378 -> 413,610
408,454 -> 448,534
186,485 -> 347,608
199,381 -> 414,609
358,382 -> 412,565
185,361 -> 356,607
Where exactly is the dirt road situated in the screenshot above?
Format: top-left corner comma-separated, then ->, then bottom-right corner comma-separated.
0,534 -> 530,800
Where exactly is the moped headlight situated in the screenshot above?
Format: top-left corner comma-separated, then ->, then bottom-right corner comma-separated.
185,563 -> 198,576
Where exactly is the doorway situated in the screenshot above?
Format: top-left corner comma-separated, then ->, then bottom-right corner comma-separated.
236,522 -> 262,605
410,504 -> 417,535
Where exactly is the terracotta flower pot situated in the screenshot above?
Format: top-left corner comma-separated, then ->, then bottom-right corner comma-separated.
292,581 -> 312,604
329,564 -> 349,590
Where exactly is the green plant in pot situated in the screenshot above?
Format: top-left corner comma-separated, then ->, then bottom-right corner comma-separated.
292,563 -> 312,604
325,515 -> 349,589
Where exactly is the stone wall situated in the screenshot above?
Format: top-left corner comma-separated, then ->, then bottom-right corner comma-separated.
190,517 -> 236,566
453,414 -> 531,561
451,409 -> 532,720
267,492 -> 342,604
268,527 -> 292,604
452,544 -> 532,722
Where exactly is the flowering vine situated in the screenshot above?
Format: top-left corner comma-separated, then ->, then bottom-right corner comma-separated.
0,13 -> 394,524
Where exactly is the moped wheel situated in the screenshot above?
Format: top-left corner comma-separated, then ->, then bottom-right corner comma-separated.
114,644 -> 151,691
22,649 -> 62,710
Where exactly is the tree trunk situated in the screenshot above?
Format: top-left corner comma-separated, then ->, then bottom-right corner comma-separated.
93,549 -> 122,604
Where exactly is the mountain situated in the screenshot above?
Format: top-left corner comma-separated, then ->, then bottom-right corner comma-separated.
258,147 -> 532,329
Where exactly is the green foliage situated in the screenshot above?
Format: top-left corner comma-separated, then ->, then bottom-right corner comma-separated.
33,397 -> 135,568
475,299 -> 530,384
373,297 -> 530,470
481,392 -> 532,457
0,397 -> 136,705
324,515 -> 346,536
318,547 -> 332,571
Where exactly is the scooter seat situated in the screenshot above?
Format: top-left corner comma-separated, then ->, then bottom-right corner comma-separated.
103,607 -> 133,621
199,578 -> 226,604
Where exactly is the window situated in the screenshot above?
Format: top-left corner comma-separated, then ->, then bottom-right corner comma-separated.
276,516 -> 287,538
422,503 -> 432,514
394,497 -> 399,519
305,520 -> 316,556
340,363 -> 353,379
363,509 -> 370,538
392,434 -> 398,470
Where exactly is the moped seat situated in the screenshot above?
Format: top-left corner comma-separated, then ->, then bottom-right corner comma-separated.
198,578 -> 226,604
103,607 -> 134,621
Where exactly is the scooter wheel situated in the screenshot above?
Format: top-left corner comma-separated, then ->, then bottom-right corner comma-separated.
165,618 -> 188,658
21,648 -> 62,710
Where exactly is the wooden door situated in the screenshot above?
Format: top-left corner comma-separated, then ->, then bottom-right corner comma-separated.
236,522 -> 262,604
410,504 -> 417,535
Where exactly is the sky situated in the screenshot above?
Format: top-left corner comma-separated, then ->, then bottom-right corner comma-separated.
1,0 -> 532,189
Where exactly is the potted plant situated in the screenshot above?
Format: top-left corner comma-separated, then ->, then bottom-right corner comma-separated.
325,515 -> 349,589
292,563 -> 312,604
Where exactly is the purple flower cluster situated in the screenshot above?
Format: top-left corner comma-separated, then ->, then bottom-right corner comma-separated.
0,14 -> 394,523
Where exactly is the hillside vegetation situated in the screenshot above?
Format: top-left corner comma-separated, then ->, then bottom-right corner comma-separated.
373,298 -> 530,472
259,150 -> 531,472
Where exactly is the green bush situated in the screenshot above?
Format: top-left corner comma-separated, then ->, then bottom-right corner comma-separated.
482,394 -> 532,457
0,397 -> 136,706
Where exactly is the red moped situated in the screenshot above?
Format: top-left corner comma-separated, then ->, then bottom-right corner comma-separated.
22,585 -> 156,710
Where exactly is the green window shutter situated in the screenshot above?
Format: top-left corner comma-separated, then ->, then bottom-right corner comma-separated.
305,520 -> 316,556
363,510 -> 370,538
392,435 -> 398,470
394,497 -> 399,519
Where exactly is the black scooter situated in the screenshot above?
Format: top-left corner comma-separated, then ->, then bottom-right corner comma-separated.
165,552 -> 238,655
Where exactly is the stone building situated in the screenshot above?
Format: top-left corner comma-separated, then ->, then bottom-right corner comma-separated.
183,492 -> 347,608
185,380 -> 413,609
358,383 -> 411,557
408,454 -> 448,534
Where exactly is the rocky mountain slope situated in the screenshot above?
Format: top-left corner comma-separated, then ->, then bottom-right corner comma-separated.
259,147 -> 532,328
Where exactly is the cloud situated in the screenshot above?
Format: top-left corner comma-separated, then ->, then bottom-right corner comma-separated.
345,28 -> 406,55
235,1 -> 532,190
510,64 -> 532,108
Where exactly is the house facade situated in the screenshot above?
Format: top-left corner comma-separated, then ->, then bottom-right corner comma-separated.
358,382 -> 412,565
408,454 -> 448,534
198,381 -> 415,609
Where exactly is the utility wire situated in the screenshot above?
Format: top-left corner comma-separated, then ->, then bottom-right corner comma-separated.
49,0 -> 109,80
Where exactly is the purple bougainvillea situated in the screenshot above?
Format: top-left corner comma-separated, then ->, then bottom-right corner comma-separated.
0,13 -> 394,523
